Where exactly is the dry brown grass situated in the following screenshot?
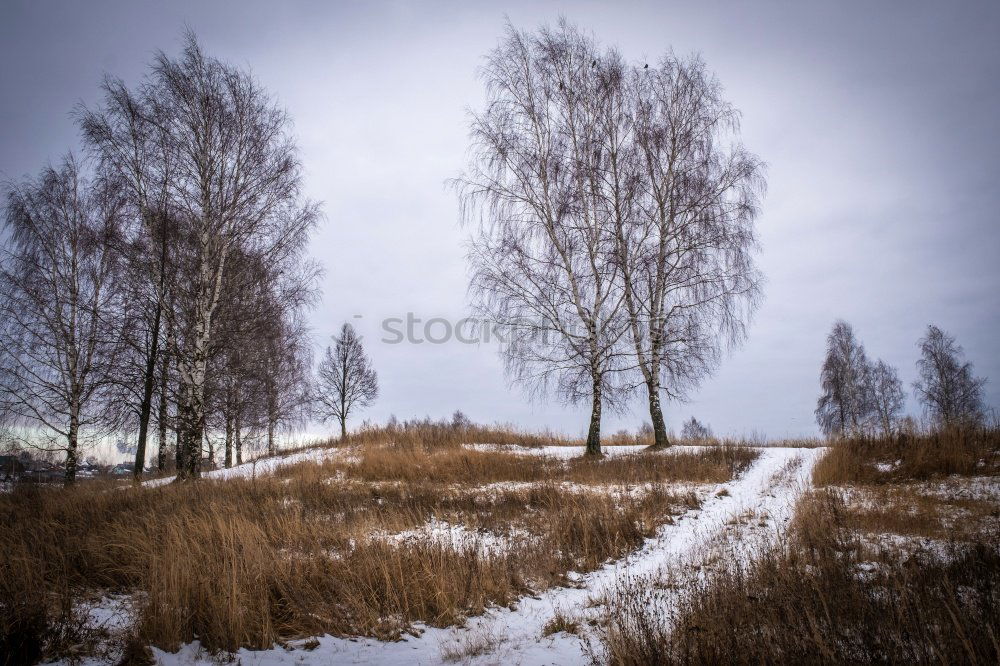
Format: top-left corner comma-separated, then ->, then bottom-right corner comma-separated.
287,443 -> 757,487
813,427 -> 1000,486
541,608 -> 583,637
0,441 -> 755,662
837,483 -> 999,542
602,429 -> 1000,665
603,489 -> 1000,665
345,420 -> 582,449
342,419 -> 820,450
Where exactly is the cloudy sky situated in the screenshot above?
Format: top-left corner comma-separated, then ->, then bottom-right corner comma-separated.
2,0 -> 998,442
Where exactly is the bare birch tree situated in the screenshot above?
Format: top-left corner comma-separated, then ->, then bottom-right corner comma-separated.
815,320 -> 873,437
316,323 -> 378,439
913,325 -> 986,428
867,358 -> 905,437
205,244 -> 318,464
456,22 -> 631,456
155,312 -> 175,471
611,54 -> 764,448
680,416 -> 713,441
0,157 -> 127,485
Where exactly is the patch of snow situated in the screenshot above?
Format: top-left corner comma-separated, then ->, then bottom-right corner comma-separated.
860,532 -> 971,563
143,447 -> 345,487
51,594 -> 141,665
372,517 -> 539,558
469,479 -> 708,502
834,474 -> 1000,508
875,460 -> 900,473
919,475 -> 1000,502
149,447 -> 826,666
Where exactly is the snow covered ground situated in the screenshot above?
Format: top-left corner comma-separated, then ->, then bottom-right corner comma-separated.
148,446 -> 825,665
372,517 -> 540,558
143,446 -> 345,487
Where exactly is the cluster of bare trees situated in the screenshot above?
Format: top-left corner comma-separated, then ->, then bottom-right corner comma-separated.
816,320 -> 985,437
0,34 -> 321,484
680,417 -> 714,442
457,21 -> 764,455
913,325 -> 987,428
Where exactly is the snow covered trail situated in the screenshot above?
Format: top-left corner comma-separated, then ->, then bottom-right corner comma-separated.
153,446 -> 825,666
143,446 -> 344,487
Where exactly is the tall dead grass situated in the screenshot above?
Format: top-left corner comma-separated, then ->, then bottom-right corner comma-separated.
0,441 -> 752,662
345,420 -> 582,449
604,489 -> 1000,665
813,427 -> 1000,485
293,444 -> 757,486
602,429 -> 1000,665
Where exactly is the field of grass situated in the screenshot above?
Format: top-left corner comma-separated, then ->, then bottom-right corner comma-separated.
0,429 -> 758,664
8,425 -> 994,665
601,428 -> 1000,664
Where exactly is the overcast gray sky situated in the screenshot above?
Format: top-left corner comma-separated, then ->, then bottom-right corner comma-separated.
2,0 -> 998,441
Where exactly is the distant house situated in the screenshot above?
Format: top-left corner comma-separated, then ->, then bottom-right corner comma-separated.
0,455 -> 25,481
22,460 -> 64,484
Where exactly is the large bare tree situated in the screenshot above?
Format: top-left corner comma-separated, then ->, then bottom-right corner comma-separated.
913,324 -> 986,429
867,358 -> 905,437
815,320 -> 873,437
83,33 -> 318,479
316,323 -> 378,439
611,54 -> 764,449
0,157 -> 127,485
456,22 -> 632,456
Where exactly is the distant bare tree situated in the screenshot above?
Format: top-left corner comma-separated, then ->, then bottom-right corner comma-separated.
82,34 -> 318,480
451,410 -> 472,430
612,53 -> 764,449
456,22 -> 631,456
260,312 -> 314,456
0,157 -> 127,485
867,358 -> 905,437
204,245 -> 317,464
680,416 -> 713,441
316,323 -> 378,439
913,325 -> 986,428
815,320 -> 872,437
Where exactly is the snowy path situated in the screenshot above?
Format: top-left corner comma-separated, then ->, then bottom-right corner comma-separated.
143,447 -> 344,487
153,446 -> 825,666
